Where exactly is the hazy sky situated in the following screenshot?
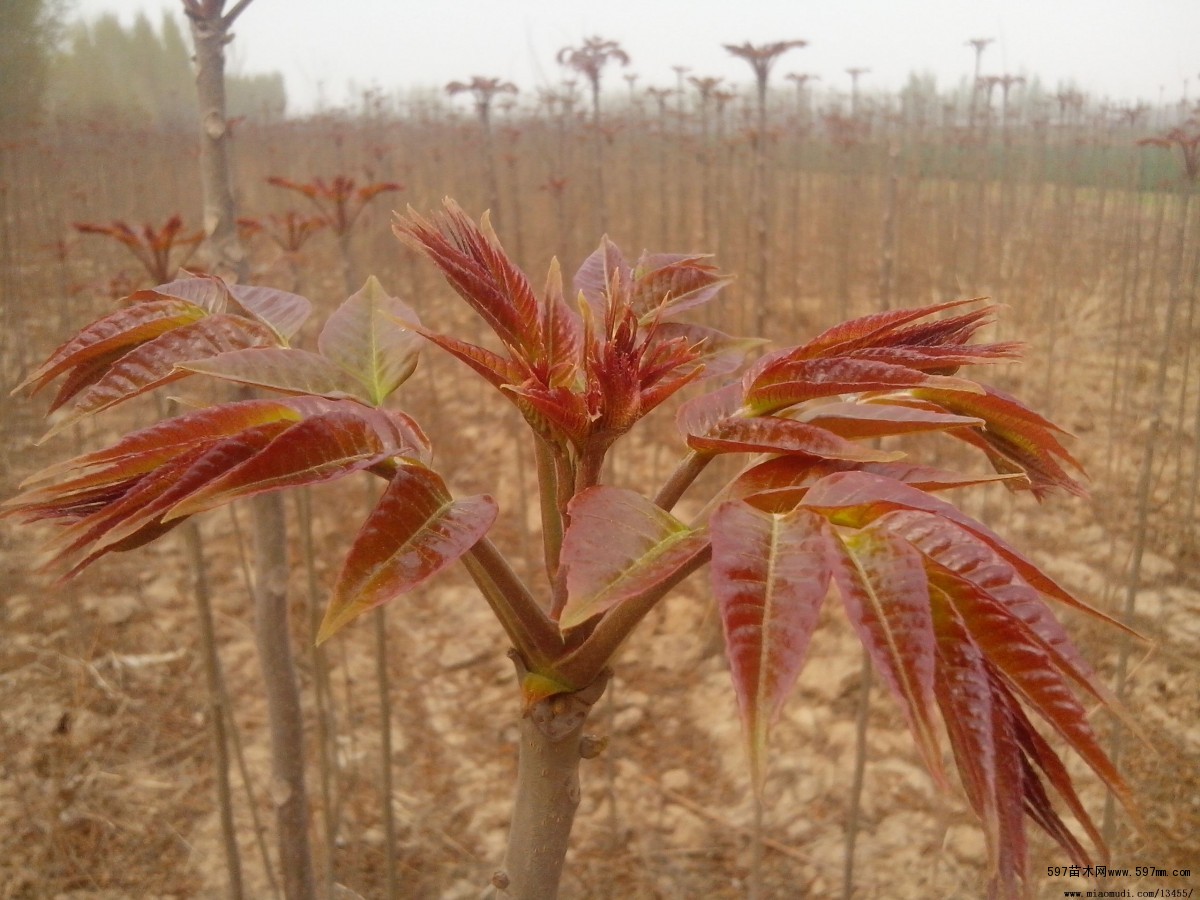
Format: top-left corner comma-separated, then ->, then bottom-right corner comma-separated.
72,0 -> 1199,114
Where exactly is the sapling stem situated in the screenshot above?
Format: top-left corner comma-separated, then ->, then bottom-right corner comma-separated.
249,491 -> 316,900
297,488 -> 339,897
183,521 -> 245,900
187,4 -> 316,895
490,654 -> 611,900
574,442 -> 608,495
534,438 -> 563,580
462,538 -> 563,667
157,392 -> 245,899
373,609 -> 399,900
842,645 -> 873,900
555,545 -> 713,689
653,450 -> 713,512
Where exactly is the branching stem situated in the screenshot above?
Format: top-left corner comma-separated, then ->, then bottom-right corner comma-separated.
555,544 -> 712,688
463,538 -> 563,668
653,450 -> 713,511
534,438 -> 563,582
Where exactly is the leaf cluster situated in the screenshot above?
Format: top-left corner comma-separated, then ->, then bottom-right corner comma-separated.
7,200 -> 1141,897
74,215 -> 204,284
266,175 -> 403,236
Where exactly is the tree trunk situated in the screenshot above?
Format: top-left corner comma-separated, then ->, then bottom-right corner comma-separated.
188,2 -> 247,282
488,655 -> 610,900
187,4 -> 316,898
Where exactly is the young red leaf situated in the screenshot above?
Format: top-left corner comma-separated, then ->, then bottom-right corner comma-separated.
15,299 -> 207,396
42,451 -> 209,577
180,347 -> 370,400
730,457 -> 1018,513
844,342 -> 1022,372
48,423 -> 293,577
782,297 -> 987,362
677,382 -> 745,440
227,283 -> 313,341
406,327 -> 528,392
687,415 -> 905,463
802,471 -> 1130,633
7,398 -> 426,524
394,201 -> 541,362
4,478 -> 140,523
930,565 -> 1138,818
317,275 -> 423,405
319,464 -> 497,643
884,305 -> 1004,351
931,582 -> 1100,886
503,383 -> 592,448
906,385 -> 1086,498
878,509 -> 1114,693
42,315 -> 278,439
986,680 -> 1032,898
630,364 -> 704,426
796,399 -> 984,439
539,256 -> 583,384
7,401 -> 303,511
628,251 -> 733,322
744,356 -> 982,416
930,588 -> 1003,875
649,323 -> 764,380
164,408 -> 415,519
130,275 -> 231,314
573,236 -> 630,321
560,486 -> 709,630
337,403 -> 432,468
1003,681 -> 1107,859
828,522 -> 945,786
1013,733 -> 1092,868
710,501 -> 833,795
46,345 -> 145,413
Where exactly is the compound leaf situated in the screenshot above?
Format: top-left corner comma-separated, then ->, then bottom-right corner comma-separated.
15,299 -> 206,396
829,521 -> 945,786
42,314 -> 278,439
181,347 -> 369,400
688,415 -> 905,463
560,486 -> 708,630
317,276 -> 423,404
710,501 -> 833,795
319,465 -> 497,642
165,409 -> 411,518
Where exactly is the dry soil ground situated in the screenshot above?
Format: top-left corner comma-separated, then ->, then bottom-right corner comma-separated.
1,288 -> 1197,899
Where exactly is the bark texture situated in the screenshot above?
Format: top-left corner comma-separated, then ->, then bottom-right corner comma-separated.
490,657 -> 610,900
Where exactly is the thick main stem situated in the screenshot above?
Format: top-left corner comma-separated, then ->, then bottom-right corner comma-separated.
491,657 -> 610,900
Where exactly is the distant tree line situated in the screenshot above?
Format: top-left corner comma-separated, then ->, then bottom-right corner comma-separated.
0,2 -> 286,128
0,0 -> 63,125
48,11 -> 287,126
